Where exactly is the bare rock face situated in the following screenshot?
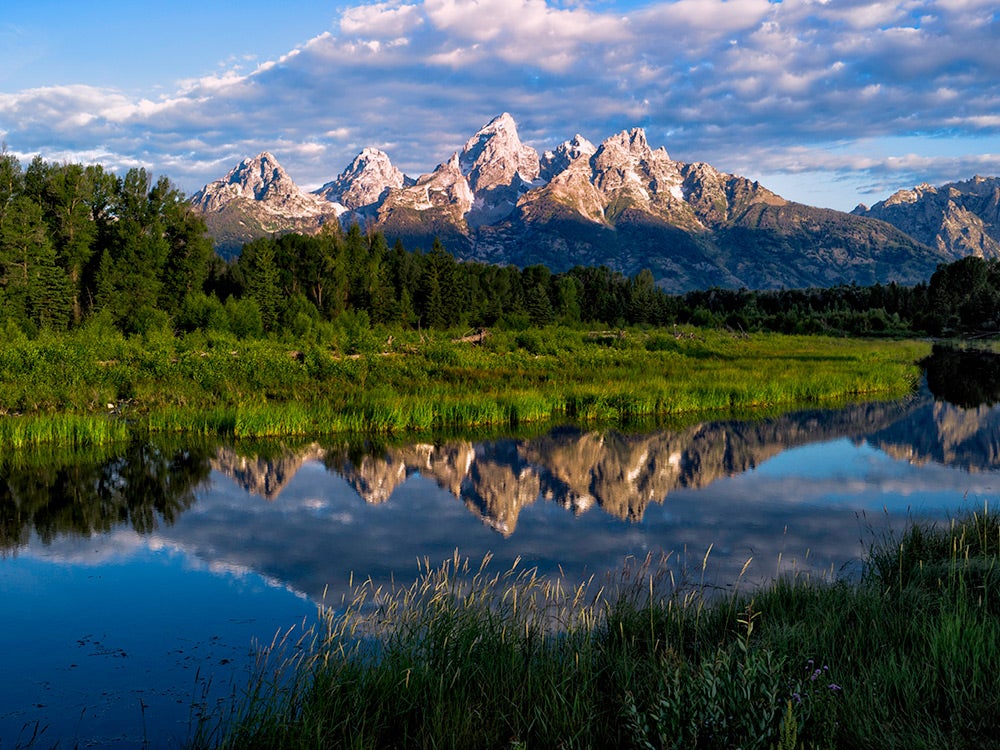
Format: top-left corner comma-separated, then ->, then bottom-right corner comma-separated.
313,147 -> 410,212
191,152 -> 341,255
375,153 -> 475,242
521,129 -> 781,236
376,112 -> 539,232
854,176 -> 1000,260
192,115 -> 949,289
681,162 -> 785,228
539,134 -> 596,182
193,152 -> 335,217
457,113 -> 541,228
519,141 -> 607,225
460,112 -> 540,193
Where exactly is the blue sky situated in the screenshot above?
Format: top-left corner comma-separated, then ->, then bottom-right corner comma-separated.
2,0 -> 999,211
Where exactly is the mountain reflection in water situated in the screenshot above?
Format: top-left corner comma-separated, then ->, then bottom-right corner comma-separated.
4,364 -> 1000,747
4,383 -> 1000,564
209,385 -> 1000,533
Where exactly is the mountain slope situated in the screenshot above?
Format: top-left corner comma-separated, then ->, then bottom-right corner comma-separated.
853,176 -> 1000,260
313,147 -> 412,213
191,152 -> 342,256
191,116 -> 950,290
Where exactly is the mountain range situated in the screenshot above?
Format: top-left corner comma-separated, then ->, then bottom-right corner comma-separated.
192,113 -> 998,292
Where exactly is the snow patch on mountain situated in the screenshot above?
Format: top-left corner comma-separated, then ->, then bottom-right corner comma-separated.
314,147 -> 411,211
192,152 -> 337,219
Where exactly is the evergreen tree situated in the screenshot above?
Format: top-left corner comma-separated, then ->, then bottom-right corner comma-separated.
419,241 -> 461,328
365,232 -> 396,324
420,259 -> 447,329
243,239 -> 282,330
0,149 -> 23,220
555,274 -> 582,324
41,163 -> 99,323
91,169 -> 175,329
159,195 -> 213,316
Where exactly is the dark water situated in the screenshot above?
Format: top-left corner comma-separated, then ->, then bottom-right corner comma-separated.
2,348 -> 999,747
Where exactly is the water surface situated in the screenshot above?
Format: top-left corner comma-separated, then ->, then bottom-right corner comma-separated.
2,361 -> 999,747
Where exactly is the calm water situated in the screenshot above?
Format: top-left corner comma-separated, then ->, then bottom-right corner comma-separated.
2,352 -> 999,747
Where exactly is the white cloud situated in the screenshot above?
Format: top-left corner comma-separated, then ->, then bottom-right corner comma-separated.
636,0 -> 774,38
2,0 -> 999,211
340,1 -> 424,36
422,0 -> 629,71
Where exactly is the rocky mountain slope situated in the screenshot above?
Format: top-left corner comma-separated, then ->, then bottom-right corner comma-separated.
191,152 -> 343,256
192,114 -> 951,290
852,176 -> 1000,260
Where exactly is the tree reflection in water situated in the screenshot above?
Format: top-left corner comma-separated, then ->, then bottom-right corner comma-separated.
0,438 -> 215,552
923,344 -> 1000,408
4,347 -> 1000,554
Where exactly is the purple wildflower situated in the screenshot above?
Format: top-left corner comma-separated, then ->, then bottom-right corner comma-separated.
828,683 -> 842,692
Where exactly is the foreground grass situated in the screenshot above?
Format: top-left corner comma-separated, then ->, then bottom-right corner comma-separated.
192,510 -> 1000,750
0,322 -> 928,447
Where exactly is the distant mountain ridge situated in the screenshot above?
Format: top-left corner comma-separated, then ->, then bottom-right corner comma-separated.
192,113 -> 954,292
191,151 -> 343,253
852,176 -> 1000,260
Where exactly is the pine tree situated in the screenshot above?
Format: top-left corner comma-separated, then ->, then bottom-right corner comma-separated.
244,240 -> 282,331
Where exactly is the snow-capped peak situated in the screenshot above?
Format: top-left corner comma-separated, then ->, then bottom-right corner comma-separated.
459,112 -> 540,194
191,150 -> 339,222
540,134 -> 597,181
192,151 -> 305,211
314,147 -> 409,211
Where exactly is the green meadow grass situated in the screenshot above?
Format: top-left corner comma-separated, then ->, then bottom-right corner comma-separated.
191,509 -> 1000,750
0,325 -> 929,447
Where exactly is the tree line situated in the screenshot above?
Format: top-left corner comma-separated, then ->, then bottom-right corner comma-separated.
1,152 -> 997,339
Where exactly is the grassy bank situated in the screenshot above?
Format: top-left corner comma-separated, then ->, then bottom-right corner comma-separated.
0,322 -> 929,447
192,510 -> 1000,750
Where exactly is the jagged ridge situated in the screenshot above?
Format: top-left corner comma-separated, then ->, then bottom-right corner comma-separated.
853,176 -> 1000,260
192,115 -> 953,290
192,152 -> 344,257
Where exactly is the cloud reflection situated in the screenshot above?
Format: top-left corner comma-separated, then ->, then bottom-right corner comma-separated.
6,387 -> 999,604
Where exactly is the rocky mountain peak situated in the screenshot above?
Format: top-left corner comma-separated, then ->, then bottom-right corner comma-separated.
589,127 -> 684,205
191,150 -> 342,255
594,128 -> 661,163
856,177 -> 1000,260
883,183 -> 936,207
540,134 -> 597,181
192,151 -> 300,212
458,113 -> 540,226
377,152 -> 474,218
192,113 -> 954,290
459,113 -> 540,192
314,147 -> 410,211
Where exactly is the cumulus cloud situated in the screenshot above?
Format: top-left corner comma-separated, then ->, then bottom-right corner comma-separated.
1,0 -> 998,208
340,2 -> 425,36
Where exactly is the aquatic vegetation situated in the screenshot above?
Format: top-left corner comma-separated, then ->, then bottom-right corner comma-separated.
192,510 -> 1000,749
0,325 -> 929,447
